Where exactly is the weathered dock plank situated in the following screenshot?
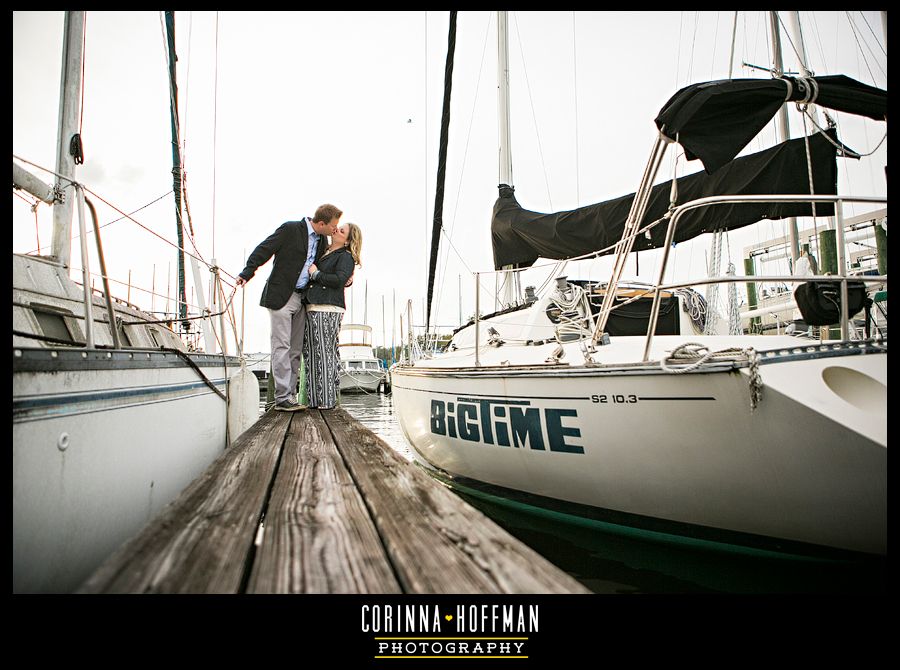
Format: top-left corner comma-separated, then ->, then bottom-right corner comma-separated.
80,407 -> 589,594
79,411 -> 291,593
322,409 -> 589,594
246,410 -> 402,594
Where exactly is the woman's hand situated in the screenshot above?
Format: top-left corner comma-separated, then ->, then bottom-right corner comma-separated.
309,263 -> 318,275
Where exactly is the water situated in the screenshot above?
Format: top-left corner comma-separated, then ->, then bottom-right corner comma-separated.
339,392 -> 886,594
337,391 -> 418,462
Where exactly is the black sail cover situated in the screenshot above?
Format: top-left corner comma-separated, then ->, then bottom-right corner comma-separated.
655,75 -> 887,174
491,130 -> 838,270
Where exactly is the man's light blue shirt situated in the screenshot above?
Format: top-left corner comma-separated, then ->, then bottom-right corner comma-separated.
295,218 -> 319,289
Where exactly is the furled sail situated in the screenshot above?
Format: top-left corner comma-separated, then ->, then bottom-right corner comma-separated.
655,75 -> 887,174
491,130 -> 839,270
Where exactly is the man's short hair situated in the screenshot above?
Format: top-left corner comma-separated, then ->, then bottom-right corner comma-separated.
313,204 -> 343,223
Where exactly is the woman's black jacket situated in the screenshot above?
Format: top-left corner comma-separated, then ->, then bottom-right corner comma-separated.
305,247 -> 355,308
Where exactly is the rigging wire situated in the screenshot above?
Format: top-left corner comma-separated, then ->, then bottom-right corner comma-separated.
687,10 -> 700,84
572,11 -> 580,205
806,12 -> 886,214
858,11 -> 887,56
675,12 -> 684,88
14,190 -> 42,254
15,149 -> 233,285
15,157 -> 176,255
728,11 -> 738,78
709,11 -> 720,80
183,12 -> 193,170
212,11 -> 220,260
845,11 -> 885,83
774,13 -> 806,71
77,185 -> 209,267
512,12 -> 553,211
808,12 -> 830,76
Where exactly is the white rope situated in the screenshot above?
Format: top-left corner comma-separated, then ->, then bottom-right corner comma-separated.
550,281 -> 595,343
675,288 -> 708,333
660,343 -> 763,410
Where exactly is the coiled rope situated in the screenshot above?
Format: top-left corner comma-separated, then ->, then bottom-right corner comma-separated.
550,282 -> 596,343
674,287 -> 708,333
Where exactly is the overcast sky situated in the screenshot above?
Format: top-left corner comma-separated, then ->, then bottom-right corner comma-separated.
12,11 -> 887,353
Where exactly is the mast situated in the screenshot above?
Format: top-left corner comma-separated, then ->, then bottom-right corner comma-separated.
768,11 -> 801,264
498,11 -> 513,187
784,13 -> 827,133
497,10 -> 521,308
50,11 -> 86,269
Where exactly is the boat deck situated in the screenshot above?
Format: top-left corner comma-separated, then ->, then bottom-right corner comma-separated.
78,408 -> 588,594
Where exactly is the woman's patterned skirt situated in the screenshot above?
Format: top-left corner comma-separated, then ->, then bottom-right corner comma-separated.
303,310 -> 343,409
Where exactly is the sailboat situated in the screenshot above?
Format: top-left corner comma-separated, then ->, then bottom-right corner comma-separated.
392,12 -> 886,559
12,12 -> 259,592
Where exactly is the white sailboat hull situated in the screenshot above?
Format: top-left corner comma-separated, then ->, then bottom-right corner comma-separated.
13,350 -> 259,592
11,11 -> 266,594
392,336 -> 886,556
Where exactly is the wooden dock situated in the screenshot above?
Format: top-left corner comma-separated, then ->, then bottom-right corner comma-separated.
79,408 -> 590,594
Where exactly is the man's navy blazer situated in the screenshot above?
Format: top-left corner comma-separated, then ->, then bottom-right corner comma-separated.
238,219 -> 326,310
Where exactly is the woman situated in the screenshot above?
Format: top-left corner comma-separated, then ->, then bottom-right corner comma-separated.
303,222 -> 362,409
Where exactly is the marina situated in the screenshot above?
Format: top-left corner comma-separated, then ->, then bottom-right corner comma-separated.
14,11 -> 885,597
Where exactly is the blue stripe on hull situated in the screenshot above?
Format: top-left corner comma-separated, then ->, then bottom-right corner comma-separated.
13,378 -> 227,423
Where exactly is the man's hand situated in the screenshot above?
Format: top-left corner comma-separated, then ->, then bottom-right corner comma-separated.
235,276 -> 247,288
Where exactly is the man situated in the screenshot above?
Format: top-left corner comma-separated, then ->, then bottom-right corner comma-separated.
236,204 -> 342,411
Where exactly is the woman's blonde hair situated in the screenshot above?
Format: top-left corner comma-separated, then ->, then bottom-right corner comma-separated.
345,222 -> 363,267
